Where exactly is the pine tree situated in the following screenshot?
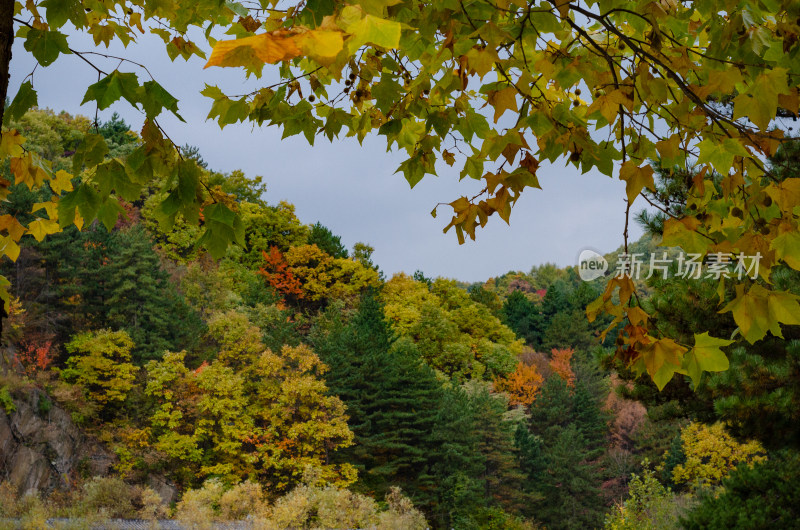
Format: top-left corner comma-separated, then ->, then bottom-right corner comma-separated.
427,384 -> 486,528
311,293 -> 445,505
525,375 -> 606,528
533,425 -> 604,530
528,376 -> 574,444
466,384 -> 529,515
572,380 -> 608,456
501,289 -> 543,346
100,225 -> 204,362
307,221 -> 349,258
17,223 -> 202,363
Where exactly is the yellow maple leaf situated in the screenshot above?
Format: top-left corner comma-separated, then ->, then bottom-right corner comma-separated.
205,30 -> 302,68
662,217 -> 710,255
49,169 -> 74,195
655,134 -> 682,162
27,218 -> 60,242
488,87 -> 518,123
641,337 -> 687,390
619,161 -> 654,204
0,214 -> 26,241
465,46 -> 500,78
295,29 -> 344,66
0,235 -> 21,261
0,130 -> 25,158
586,88 -> 633,124
32,200 -> 59,220
10,154 -> 48,190
765,178 -> 800,213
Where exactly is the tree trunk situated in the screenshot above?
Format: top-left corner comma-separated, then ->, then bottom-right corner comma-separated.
0,0 -> 14,129
0,0 -> 11,334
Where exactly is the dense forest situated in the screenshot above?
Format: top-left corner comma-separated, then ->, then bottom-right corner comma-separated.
0,108 -> 797,529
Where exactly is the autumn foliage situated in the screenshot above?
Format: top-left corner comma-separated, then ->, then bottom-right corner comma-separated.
16,337 -> 55,376
670,422 -> 766,491
549,348 -> 575,387
494,362 -> 544,407
258,246 -> 303,301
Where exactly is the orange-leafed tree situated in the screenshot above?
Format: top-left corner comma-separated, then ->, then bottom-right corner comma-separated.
549,348 -> 576,387
16,335 -> 55,376
494,361 -> 544,408
258,246 -> 303,303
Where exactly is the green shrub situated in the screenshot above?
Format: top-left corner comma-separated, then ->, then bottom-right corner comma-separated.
75,476 -> 140,519
0,386 -> 15,415
176,478 -> 268,528
604,464 -> 693,530
36,394 -> 52,417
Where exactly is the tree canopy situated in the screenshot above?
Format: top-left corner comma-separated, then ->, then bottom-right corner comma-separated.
2,0 -> 800,389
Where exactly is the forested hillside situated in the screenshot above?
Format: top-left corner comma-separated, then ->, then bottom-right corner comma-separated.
1,109 -> 797,529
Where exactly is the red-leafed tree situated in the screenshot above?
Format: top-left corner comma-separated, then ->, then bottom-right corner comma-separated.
16,333 -> 56,376
258,246 -> 303,303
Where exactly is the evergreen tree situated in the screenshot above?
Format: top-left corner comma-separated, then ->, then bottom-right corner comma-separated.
97,112 -> 138,158
427,384 -> 486,528
465,384 -> 528,515
541,280 -> 571,318
11,223 -> 202,363
311,294 -> 447,506
572,380 -> 608,456
525,376 -> 606,528
501,289 -> 543,346
100,225 -> 204,362
514,423 -> 546,501
541,309 -> 594,351
528,376 -> 575,444
533,425 -> 604,530
307,221 -> 349,258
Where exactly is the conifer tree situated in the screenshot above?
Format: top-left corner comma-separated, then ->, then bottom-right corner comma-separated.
465,384 -> 528,515
533,425 -> 604,530
572,380 -> 608,457
307,222 -> 349,259
311,293 -> 446,506
501,290 -> 542,346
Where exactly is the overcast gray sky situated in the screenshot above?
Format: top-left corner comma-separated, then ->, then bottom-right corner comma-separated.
8,28 -> 643,283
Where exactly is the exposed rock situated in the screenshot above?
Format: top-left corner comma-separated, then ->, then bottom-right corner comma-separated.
147,473 -> 179,505
0,385 -> 114,494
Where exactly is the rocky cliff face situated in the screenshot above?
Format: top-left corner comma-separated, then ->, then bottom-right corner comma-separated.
0,384 -> 115,494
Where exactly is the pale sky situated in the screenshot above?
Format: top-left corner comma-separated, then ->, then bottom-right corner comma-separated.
8,28 -> 643,283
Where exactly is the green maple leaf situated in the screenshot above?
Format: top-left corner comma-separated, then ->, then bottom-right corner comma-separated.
682,332 -> 733,387
5,81 -> 38,124
770,230 -> 800,271
57,184 -> 101,228
40,0 -> 87,29
23,28 -> 71,67
81,71 -> 140,111
72,134 -> 109,173
138,81 -> 184,121
396,149 -> 436,188
343,8 -> 403,50
96,198 -> 126,231
95,160 -> 142,201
